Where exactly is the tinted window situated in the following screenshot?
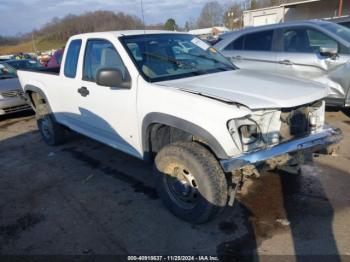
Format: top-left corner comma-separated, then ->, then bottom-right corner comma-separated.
83,39 -> 127,82
283,28 -> 337,53
225,36 -> 244,51
64,40 -> 81,78
340,22 -> 350,29
244,30 -> 273,51
0,63 -> 17,78
323,22 -> 350,42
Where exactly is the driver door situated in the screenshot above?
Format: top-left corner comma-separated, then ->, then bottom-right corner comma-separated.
275,27 -> 349,80
75,39 -> 140,157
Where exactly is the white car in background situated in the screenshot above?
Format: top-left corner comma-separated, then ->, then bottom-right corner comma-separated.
0,63 -> 30,115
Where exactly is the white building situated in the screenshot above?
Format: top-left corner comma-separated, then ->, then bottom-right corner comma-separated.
243,0 -> 350,27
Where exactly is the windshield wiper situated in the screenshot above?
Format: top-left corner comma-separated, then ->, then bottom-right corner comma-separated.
141,52 -> 198,70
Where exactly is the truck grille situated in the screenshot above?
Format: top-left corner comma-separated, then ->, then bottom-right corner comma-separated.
3,104 -> 31,114
1,89 -> 24,98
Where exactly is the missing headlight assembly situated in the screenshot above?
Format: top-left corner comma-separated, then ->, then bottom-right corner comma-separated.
228,109 -> 281,152
228,100 -> 325,153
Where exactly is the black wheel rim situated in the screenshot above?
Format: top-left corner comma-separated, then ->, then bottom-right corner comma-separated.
164,166 -> 199,209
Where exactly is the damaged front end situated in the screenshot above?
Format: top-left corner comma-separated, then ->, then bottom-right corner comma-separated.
222,100 -> 342,174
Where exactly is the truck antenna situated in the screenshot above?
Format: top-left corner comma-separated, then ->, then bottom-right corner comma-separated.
140,0 -> 146,34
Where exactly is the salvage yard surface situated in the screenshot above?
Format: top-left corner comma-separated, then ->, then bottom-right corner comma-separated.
0,110 -> 350,259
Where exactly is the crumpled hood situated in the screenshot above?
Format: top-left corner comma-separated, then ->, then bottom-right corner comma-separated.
158,70 -> 330,109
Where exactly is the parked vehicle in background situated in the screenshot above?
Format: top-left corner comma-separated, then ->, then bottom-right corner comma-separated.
215,20 -> 350,110
4,59 -> 43,71
18,31 -> 341,223
0,63 -> 31,115
47,48 -> 64,68
327,16 -> 350,28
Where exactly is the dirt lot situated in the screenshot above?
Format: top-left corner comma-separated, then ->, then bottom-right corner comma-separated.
0,110 -> 350,260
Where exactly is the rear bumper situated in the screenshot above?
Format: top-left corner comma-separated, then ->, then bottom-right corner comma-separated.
220,125 -> 342,172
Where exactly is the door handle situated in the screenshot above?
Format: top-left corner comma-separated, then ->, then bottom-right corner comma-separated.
279,59 -> 293,65
233,55 -> 242,60
78,86 -> 90,97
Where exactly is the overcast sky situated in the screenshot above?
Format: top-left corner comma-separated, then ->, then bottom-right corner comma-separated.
0,0 -> 236,36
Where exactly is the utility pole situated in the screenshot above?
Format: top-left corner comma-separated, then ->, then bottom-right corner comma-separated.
338,0 -> 343,17
32,34 -> 37,53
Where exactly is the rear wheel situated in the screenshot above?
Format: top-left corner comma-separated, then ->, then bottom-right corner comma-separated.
154,142 -> 228,224
36,103 -> 65,146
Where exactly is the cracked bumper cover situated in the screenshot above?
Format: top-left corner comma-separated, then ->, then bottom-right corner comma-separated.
220,125 -> 342,173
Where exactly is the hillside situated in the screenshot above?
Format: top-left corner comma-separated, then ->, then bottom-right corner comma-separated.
0,37 -> 65,55
0,10 -> 144,56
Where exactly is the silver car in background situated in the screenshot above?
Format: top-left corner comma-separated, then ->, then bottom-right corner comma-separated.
0,63 -> 31,115
215,20 -> 350,109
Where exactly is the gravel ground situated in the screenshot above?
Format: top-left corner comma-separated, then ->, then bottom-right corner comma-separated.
0,109 -> 349,260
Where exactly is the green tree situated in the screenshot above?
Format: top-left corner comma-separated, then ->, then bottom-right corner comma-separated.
164,18 -> 178,31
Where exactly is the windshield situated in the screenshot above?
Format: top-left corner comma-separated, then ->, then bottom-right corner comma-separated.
0,63 -> 17,79
323,22 -> 350,43
120,34 -> 235,82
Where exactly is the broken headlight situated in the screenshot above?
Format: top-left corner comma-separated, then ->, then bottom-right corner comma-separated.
239,124 -> 259,145
228,117 -> 263,152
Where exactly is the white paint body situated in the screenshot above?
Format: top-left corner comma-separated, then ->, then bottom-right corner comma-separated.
17,31 -> 330,160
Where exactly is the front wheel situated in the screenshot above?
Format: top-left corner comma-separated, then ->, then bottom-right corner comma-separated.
154,142 -> 228,224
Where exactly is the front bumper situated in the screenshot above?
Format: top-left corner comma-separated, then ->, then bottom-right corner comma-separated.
220,125 -> 342,172
0,97 -> 31,115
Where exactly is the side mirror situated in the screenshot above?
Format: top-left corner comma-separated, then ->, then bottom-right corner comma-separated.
96,68 -> 131,89
319,44 -> 338,58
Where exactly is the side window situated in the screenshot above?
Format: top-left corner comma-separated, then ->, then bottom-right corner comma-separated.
244,30 -> 273,51
83,39 -> 127,82
224,36 -> 244,51
283,28 -> 338,53
64,39 -> 82,78
307,29 -> 338,52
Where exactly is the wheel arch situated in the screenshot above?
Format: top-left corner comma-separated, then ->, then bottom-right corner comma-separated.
142,113 -> 228,160
23,85 -> 51,110
23,84 -> 59,123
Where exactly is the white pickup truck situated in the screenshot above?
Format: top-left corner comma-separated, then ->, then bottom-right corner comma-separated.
18,31 -> 341,224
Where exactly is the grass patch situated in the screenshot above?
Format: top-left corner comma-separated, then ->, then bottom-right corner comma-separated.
0,38 -> 65,55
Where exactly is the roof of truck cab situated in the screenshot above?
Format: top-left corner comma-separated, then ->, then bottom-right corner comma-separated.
70,30 -> 187,39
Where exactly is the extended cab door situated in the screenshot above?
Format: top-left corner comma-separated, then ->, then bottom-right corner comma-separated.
220,29 -> 278,72
64,38 -> 141,158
